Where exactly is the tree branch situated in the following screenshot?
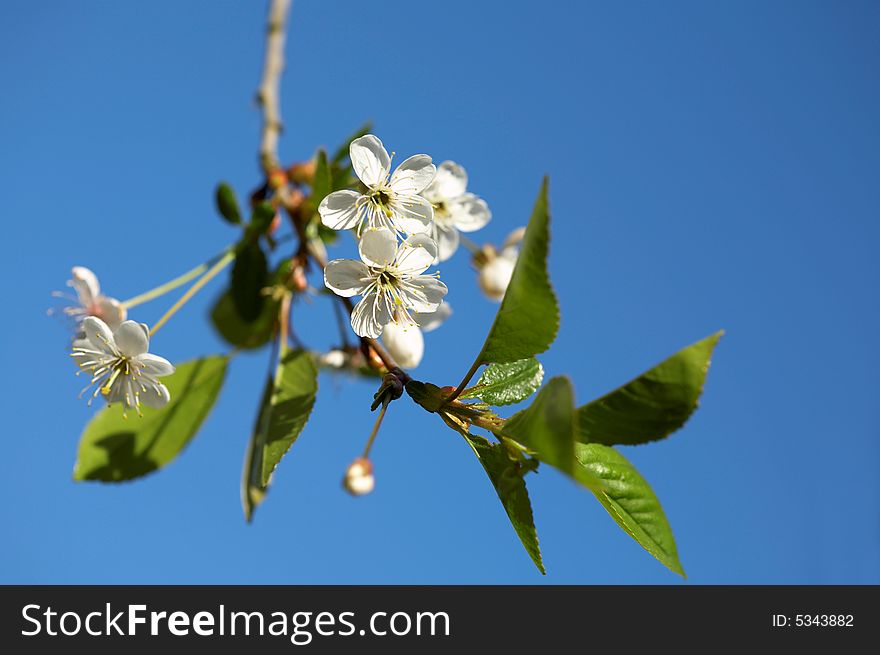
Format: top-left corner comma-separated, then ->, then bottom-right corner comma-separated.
257,0 -> 292,175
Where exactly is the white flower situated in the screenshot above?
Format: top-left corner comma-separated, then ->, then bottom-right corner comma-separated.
52,266 -> 126,331
318,134 -> 436,236
421,161 -> 491,262
477,228 -> 525,301
71,316 -> 175,415
323,228 -> 448,339
343,457 -> 375,496
381,301 -> 452,368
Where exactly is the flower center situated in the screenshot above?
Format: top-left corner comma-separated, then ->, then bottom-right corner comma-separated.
369,188 -> 393,216
432,199 -> 451,220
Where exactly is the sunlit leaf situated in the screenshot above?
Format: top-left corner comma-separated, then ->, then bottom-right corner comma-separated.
460,358 -> 544,406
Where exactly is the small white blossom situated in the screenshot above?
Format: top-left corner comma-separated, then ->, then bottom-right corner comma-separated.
324,228 -> 448,339
71,316 -> 175,416
421,161 -> 491,262
319,134 -> 436,236
52,266 -> 126,331
477,228 -> 525,301
381,301 -> 452,368
343,457 -> 375,496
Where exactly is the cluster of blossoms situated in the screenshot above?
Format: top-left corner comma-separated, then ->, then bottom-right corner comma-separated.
55,268 -> 175,417
319,134 -> 517,367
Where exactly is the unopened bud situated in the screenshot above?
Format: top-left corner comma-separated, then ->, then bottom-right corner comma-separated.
288,160 -> 316,185
478,255 -> 516,302
290,265 -> 308,293
381,322 -> 424,368
343,457 -> 374,496
268,169 -> 288,190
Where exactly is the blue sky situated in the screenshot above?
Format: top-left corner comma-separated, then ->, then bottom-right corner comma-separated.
1,0 -> 878,583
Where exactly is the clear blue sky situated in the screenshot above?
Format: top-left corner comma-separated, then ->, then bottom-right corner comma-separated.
1,0 -> 878,584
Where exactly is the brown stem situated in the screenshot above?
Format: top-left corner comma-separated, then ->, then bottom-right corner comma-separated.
257,0 -> 292,176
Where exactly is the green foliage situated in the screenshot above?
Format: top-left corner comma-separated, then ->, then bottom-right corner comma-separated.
215,182 -> 242,225
210,290 -> 278,350
479,177 -> 559,364
575,443 -> 684,576
242,350 -> 318,521
74,356 -> 228,482
404,380 -> 446,413
311,149 -> 332,208
460,358 -> 544,406
247,201 -> 276,238
500,377 -> 603,492
577,332 -> 722,446
462,432 -> 545,574
230,241 -> 268,322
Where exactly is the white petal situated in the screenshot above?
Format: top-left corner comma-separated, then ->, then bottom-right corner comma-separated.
450,194 -> 491,232
140,382 -> 171,409
399,276 -> 448,313
389,154 -> 436,195
82,316 -> 116,354
70,266 -> 100,305
358,228 -> 399,268
138,353 -> 175,377
394,233 -> 437,276
350,290 -> 392,338
350,135 -> 391,188
319,190 -> 362,230
390,195 -> 433,234
324,259 -> 372,297
479,256 -> 516,301
415,301 -> 452,333
94,296 -> 127,330
433,223 -> 460,262
115,321 -> 150,357
427,161 -> 468,200
502,226 -> 526,251
382,322 -> 424,368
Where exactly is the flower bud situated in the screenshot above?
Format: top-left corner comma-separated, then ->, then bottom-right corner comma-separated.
343,457 -> 375,496
381,322 -> 424,368
92,296 -> 128,331
288,160 -> 316,185
268,168 -> 288,190
318,349 -> 348,369
478,254 -> 516,301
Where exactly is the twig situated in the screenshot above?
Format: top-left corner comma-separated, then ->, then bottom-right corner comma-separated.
257,0 -> 292,175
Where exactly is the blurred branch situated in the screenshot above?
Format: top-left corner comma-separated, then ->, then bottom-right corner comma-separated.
257,0 -> 292,175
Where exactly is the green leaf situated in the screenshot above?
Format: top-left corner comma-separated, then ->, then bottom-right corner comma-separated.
258,350 -> 319,486
230,241 -> 268,322
73,356 -> 229,482
479,177 -> 559,365
575,443 -> 684,576
500,377 -> 603,492
247,201 -> 276,238
577,331 -> 722,446
465,434 -> 545,574
460,357 -> 544,406
215,182 -> 242,225
241,375 -> 274,522
311,149 -> 331,209
210,290 -> 278,350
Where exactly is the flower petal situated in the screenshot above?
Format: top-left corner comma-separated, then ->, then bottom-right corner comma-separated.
400,276 -> 448,313
382,321 -> 425,368
350,290 -> 392,338
94,296 -> 127,330
450,194 -> 492,232
394,233 -> 437,276
319,190 -> 362,230
358,228 -> 398,268
324,259 -> 372,297
115,320 -> 150,357
390,195 -> 433,234
389,154 -> 436,195
140,382 -> 171,409
433,222 -> 460,263
479,256 -> 516,301
415,300 -> 452,333
82,316 -> 116,354
71,266 -> 100,305
426,161 -> 468,200
350,135 -> 391,188
139,353 -> 175,377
